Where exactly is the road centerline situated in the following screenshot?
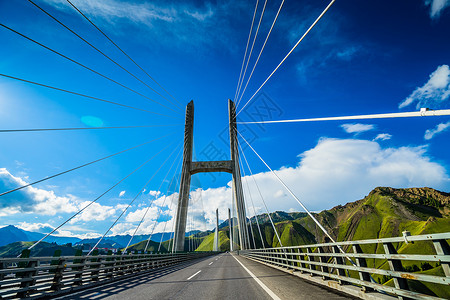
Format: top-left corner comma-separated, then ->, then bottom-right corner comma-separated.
187,270 -> 202,280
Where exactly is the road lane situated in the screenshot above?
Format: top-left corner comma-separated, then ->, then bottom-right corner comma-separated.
61,253 -> 353,300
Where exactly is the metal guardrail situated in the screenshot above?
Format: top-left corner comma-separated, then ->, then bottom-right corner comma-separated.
0,251 -> 214,299
239,232 -> 450,300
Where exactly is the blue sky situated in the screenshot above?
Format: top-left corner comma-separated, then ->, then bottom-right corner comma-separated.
0,0 -> 449,238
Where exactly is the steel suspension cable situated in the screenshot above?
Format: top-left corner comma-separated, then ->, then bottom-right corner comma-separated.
127,146 -> 181,252
234,0 -> 260,102
237,0 -> 337,116
22,144 -> 168,255
237,138 -> 283,248
158,188 -> 177,252
238,153 -> 264,249
0,133 -> 174,198
27,0 -> 182,112
245,194 -> 257,249
237,129 -> 336,245
235,0 -> 268,106
0,73 -> 174,117
236,0 -> 285,108
87,142 -> 175,255
0,124 -> 181,133
0,23 -> 178,114
168,200 -> 178,253
66,0 -> 182,107
123,143 -> 182,253
238,108 -> 450,124
238,127 -> 365,272
144,156 -> 183,252
198,185 -> 208,250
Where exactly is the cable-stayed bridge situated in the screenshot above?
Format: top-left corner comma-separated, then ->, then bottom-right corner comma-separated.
1,0 -> 450,299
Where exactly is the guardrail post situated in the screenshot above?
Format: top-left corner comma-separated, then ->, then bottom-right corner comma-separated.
50,250 -> 66,292
0,260 -> 4,289
306,247 -> 316,275
432,239 -> 450,276
352,244 -> 373,292
89,250 -> 102,282
383,242 -> 409,299
317,247 -> 329,280
287,249 -> 294,268
298,248 -> 306,272
17,249 -> 37,298
332,246 -> 346,284
104,250 -> 114,279
16,249 -> 37,298
73,250 -> 85,286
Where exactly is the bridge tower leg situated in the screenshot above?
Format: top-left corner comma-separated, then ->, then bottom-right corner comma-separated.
229,100 -> 250,250
173,101 -> 194,252
173,100 -> 249,252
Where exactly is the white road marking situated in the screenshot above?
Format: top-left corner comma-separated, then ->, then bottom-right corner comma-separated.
187,270 -> 201,280
209,262 -> 213,265
232,255 -> 281,300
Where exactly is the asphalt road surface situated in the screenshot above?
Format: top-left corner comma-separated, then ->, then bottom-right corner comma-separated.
60,253 -> 351,300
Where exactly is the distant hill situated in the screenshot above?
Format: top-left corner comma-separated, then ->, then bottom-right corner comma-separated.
0,241 -> 76,258
196,186 -> 450,298
0,225 -> 81,247
0,226 -> 199,256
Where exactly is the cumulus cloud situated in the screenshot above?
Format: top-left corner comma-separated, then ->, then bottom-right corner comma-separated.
425,0 -> 450,19
4,138 -> 449,235
148,190 -> 161,197
341,123 -> 375,134
187,138 -> 449,218
0,168 -> 78,216
17,222 -> 55,233
424,121 -> 450,139
70,202 -> 124,223
373,133 -> 393,141
111,138 -> 450,233
399,65 -> 450,109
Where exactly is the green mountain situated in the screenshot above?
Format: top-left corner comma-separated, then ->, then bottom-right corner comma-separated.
0,241 -> 76,258
299,186 -> 450,244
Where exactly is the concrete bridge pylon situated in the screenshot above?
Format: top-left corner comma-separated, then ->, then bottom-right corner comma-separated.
173,100 -> 250,252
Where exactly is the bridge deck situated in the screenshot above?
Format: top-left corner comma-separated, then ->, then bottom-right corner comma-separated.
57,253 -> 351,300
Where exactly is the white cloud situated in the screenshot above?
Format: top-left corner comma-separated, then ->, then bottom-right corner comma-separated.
424,121 -> 450,139
374,133 -> 393,141
17,222 -> 55,233
148,190 -> 161,197
111,138 -> 449,233
3,138 -> 449,235
425,0 -> 450,19
42,0 -> 246,51
341,123 -> 375,134
119,190 -> 126,197
0,168 -> 79,216
16,222 -> 101,239
399,65 -> 450,109
336,46 -> 360,61
70,202 -> 122,223
191,138 -> 449,216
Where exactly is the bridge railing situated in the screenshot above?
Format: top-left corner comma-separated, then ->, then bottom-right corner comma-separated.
239,232 -> 450,300
0,251 -> 213,299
